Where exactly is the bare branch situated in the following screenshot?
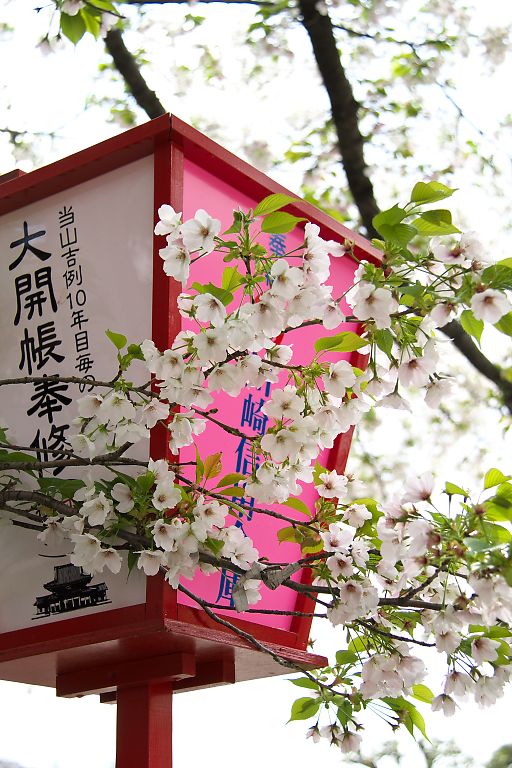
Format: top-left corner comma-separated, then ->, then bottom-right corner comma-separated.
440,319 -> 512,413
104,28 -> 166,119
298,0 -> 380,237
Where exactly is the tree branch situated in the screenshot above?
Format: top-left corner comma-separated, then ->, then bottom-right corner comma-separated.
440,319 -> 512,413
104,28 -> 166,119
298,0 -> 380,237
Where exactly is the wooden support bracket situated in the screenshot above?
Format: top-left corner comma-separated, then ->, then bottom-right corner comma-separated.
56,652 -> 196,697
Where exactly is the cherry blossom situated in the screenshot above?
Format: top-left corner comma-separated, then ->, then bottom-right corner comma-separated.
181,209 -> 221,254
471,288 -> 512,323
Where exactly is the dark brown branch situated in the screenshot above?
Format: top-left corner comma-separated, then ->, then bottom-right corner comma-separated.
298,0 -> 380,237
104,28 -> 166,119
333,22 -> 450,53
0,490 -> 77,518
356,620 -> 435,647
440,319 -> 512,413
192,409 -> 257,440
0,375 -> 118,388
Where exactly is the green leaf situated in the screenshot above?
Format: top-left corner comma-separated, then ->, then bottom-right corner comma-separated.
460,309 -> 484,344
289,677 -> 319,690
278,526 -> 299,544
481,265 -> 512,291
191,282 -> 234,307
410,181 -> 455,205
60,12 -> 86,43
485,468 -> 511,489
483,522 -> 512,544
127,550 -> 138,574
374,328 -> 394,356
336,699 -> 353,726
281,496 -> 311,517
347,635 -> 371,654
496,482 -> 512,502
408,704 -> 429,740
335,650 -> 358,666
373,204 -> 407,231
135,471 -> 156,496
383,697 -> 429,740
195,446 -> 204,484
106,329 -> 127,350
0,449 -> 36,464
126,343 -> 145,361
288,697 -> 321,722
37,477 -> 84,499
215,473 -> 246,488
464,536 -> 496,553
221,267 -> 244,293
254,193 -> 298,217
444,481 -> 469,497
378,222 -> 417,247
314,332 -> 367,353
411,684 -> 434,704
495,312 -> 512,337
412,209 -> 460,236
215,486 -> 246,497
261,212 -> 305,234
205,536 -> 224,556
223,210 -> 243,234
80,8 -> 101,38
313,462 -> 327,485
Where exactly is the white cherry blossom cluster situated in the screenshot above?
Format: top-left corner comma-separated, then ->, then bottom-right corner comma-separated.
20,190 -> 512,750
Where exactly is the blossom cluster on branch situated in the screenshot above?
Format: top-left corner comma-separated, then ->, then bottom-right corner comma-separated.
2,181 -> 512,751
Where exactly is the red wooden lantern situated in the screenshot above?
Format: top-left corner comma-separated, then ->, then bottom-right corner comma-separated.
0,115 -> 380,767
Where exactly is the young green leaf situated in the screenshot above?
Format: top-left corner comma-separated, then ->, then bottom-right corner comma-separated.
261,212 -> 305,234
373,204 -> 407,231
215,473 -> 247,488
277,526 -> 300,544
460,309 -> 484,345
214,486 -> 246,497
195,446 -> 204,484
191,282 -> 234,306
411,684 -> 434,704
314,332 -> 367,353
444,481 -> 469,497
60,12 -> 87,44
289,677 -> 319,690
410,181 -> 455,205
495,312 -> 512,336
335,650 -> 358,666
254,193 -> 298,217
288,697 -> 321,722
106,329 -> 127,350
378,222 -> 417,247
281,497 -> 311,517
484,468 -> 511,489
221,266 -> 244,293
412,209 -> 460,236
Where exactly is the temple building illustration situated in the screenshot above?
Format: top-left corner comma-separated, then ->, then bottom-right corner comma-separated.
33,564 -> 110,618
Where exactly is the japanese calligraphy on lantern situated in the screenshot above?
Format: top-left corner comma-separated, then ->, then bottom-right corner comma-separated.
177,157 -> 362,630
0,157 -> 154,632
